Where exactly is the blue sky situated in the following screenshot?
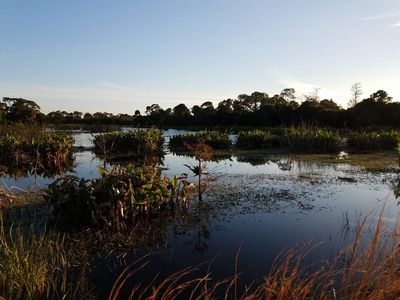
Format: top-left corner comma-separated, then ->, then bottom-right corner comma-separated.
1,1 -> 400,114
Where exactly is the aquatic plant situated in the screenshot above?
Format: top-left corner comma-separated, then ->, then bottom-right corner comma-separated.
0,131 -> 74,176
284,127 -> 341,152
169,130 -> 231,150
0,218 -> 92,300
43,165 -> 191,229
183,138 -> 212,201
347,130 -> 400,151
93,128 -> 164,158
235,130 -> 281,149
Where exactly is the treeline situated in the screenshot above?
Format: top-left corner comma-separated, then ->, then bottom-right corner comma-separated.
1,88 -> 400,128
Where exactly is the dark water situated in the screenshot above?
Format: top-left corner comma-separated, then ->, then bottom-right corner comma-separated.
2,129 -> 399,297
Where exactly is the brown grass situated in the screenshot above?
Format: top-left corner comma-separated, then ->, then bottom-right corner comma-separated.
109,203 -> 400,299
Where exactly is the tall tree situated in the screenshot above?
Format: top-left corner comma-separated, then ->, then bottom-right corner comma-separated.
280,88 -> 296,103
369,90 -> 392,103
348,82 -> 363,108
2,97 -> 41,124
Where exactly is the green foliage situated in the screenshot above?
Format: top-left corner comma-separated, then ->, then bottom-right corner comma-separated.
169,130 -> 231,150
236,130 -> 281,149
0,219 -> 91,299
0,130 -> 74,174
347,131 -> 400,151
284,127 -> 341,152
93,128 -> 164,155
43,165 -> 189,229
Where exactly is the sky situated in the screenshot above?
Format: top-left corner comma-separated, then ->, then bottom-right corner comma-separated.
1,1 -> 400,115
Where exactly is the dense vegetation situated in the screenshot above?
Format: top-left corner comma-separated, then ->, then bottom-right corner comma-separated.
43,164 -> 190,230
0,125 -> 74,177
93,128 -> 164,156
2,86 -> 400,129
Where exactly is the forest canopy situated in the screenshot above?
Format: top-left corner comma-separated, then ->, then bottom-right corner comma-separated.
2,87 -> 400,128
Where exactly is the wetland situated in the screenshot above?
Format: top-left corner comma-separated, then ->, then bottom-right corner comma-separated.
1,128 -> 400,299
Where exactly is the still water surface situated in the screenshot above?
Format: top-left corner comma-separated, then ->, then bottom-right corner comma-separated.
2,129 -> 399,296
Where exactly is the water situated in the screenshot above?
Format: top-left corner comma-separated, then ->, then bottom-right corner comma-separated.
2,129 -> 399,297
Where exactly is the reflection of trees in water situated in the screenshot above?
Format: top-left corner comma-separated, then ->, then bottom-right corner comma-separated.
0,157 -> 75,179
170,150 -> 232,163
276,158 -> 330,173
235,155 -> 270,166
95,153 -> 165,168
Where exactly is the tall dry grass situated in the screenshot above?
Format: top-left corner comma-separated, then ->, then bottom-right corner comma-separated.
109,203 -> 400,299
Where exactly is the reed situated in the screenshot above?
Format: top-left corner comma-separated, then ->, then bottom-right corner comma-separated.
347,130 -> 400,151
284,127 -> 341,153
109,204 -> 400,299
0,217 -> 93,299
235,130 -> 281,149
93,128 -> 164,156
169,131 -> 231,150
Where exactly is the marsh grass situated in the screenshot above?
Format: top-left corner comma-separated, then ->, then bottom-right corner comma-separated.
93,128 -> 164,159
169,131 -> 231,150
284,127 -> 341,153
0,218 -> 93,300
0,128 -> 74,177
235,130 -> 281,149
348,131 -> 400,151
108,203 -> 400,299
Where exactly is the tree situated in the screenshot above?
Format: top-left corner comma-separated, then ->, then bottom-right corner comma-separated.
369,90 -> 392,103
348,82 -> 362,108
280,88 -> 296,103
320,99 -> 341,111
2,97 -> 41,124
173,103 -> 191,117
145,104 -> 162,116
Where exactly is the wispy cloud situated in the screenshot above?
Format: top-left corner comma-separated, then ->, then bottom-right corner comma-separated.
389,22 -> 400,27
0,82 -> 228,113
360,11 -> 400,21
98,82 -> 133,91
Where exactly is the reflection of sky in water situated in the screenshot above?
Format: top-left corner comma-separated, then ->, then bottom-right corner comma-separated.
2,130 -> 400,293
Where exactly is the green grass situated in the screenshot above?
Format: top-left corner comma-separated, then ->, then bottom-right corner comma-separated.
235,130 -> 281,149
169,130 -> 231,150
347,131 -> 400,151
0,218 -> 93,299
93,128 -> 164,156
283,127 -> 341,153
